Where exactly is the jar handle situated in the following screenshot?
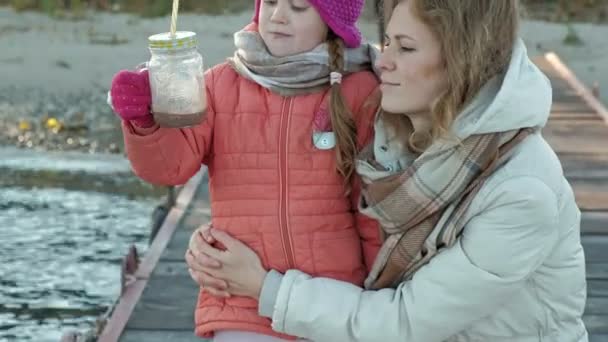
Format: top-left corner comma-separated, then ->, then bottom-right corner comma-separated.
134,61 -> 149,72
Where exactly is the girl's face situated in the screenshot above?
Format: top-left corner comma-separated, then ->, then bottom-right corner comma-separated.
376,1 -> 448,115
258,0 -> 329,57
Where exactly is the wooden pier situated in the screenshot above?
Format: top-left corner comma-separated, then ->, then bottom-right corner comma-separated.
97,52 -> 608,342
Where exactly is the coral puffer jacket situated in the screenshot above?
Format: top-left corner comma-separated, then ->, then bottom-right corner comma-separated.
122,62 -> 381,339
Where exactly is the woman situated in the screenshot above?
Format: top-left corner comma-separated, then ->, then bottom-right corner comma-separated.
186,0 -> 588,341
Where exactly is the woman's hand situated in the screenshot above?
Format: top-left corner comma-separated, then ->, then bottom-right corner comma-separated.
185,226 -> 268,299
185,225 -> 230,298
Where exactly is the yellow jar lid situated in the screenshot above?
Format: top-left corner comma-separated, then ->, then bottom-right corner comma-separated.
148,31 -> 197,50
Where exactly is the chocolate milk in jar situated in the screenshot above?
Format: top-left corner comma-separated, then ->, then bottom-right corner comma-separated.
147,31 -> 207,128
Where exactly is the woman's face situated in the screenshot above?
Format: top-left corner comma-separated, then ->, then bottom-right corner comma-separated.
376,1 -> 448,115
258,0 -> 329,57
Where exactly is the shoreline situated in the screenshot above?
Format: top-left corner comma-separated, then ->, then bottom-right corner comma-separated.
1,7 -> 607,155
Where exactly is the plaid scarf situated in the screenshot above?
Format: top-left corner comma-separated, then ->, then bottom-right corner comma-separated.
228,28 -> 380,96
356,128 -> 533,290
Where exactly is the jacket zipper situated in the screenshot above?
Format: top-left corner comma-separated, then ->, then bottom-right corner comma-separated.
278,97 -> 296,269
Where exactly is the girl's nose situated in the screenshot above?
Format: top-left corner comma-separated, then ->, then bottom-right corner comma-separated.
270,3 -> 289,24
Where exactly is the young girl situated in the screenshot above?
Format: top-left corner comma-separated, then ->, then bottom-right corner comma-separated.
109,0 -> 381,340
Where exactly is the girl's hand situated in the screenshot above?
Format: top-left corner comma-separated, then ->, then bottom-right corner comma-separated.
186,227 -> 267,299
110,69 -> 155,128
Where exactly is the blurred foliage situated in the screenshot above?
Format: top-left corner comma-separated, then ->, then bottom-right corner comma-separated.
522,0 -> 607,22
0,0 -> 605,22
1,0 -> 252,17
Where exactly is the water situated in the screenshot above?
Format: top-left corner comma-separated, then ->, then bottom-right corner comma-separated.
0,187 -> 157,342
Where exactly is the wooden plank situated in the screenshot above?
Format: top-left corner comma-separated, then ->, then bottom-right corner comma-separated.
175,171 -> 209,210
185,170 -> 211,211
121,328 -> 608,342
550,111 -> 602,121
534,56 -> 579,98
164,224 -> 203,261
586,315 -> 608,334
543,120 -> 608,155
586,297 -> 608,315
535,52 -> 608,125
100,172 -> 204,342
569,180 -> 608,211
590,335 -> 608,342
537,54 -> 608,212
587,264 -> 608,280
153,260 -> 192,277
120,330 -> 208,342
533,55 -> 564,79
134,207 -> 185,277
98,280 -> 148,342
180,196 -> 212,232
126,271 -> 198,330
550,85 -> 586,98
162,180 -> 212,262
581,212 -> 608,235
135,172 -> 206,277
533,54 -> 608,338
582,235 -> 608,263
558,153 -> 608,211
550,82 -> 576,97
162,184 -> 211,261
551,100 -> 595,114
588,280 -> 608,297
559,153 -> 608,180
162,208 -> 212,261
543,53 -> 608,125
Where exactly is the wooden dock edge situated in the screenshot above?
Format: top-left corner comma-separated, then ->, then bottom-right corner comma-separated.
544,52 -> 608,125
97,169 -> 205,342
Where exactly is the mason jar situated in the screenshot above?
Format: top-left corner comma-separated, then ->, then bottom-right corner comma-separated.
147,31 -> 207,128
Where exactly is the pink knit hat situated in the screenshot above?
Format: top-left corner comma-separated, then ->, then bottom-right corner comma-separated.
252,0 -> 364,48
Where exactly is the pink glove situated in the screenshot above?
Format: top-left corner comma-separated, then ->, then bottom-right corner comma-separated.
110,69 -> 155,128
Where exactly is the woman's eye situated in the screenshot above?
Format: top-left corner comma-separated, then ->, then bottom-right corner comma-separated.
264,0 -> 277,5
292,6 -> 308,12
400,46 -> 416,52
